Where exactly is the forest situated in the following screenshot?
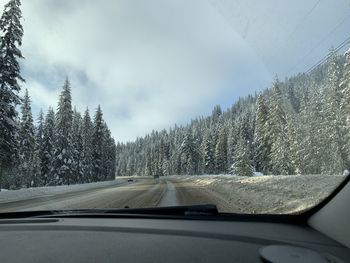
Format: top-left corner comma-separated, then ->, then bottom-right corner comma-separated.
0,0 -> 116,190
115,49 -> 350,177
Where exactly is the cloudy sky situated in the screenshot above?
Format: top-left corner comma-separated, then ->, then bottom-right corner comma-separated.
1,0 -> 349,142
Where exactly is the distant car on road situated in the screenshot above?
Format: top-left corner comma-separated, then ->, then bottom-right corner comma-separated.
127,179 -> 134,182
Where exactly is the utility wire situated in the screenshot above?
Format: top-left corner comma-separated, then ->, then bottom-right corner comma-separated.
285,0 -> 322,43
288,13 -> 350,74
306,36 -> 350,74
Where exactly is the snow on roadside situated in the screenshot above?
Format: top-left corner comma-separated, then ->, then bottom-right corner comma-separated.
170,174 -> 346,214
0,179 -> 125,204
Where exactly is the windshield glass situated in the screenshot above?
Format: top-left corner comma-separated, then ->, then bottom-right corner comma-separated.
0,0 -> 348,215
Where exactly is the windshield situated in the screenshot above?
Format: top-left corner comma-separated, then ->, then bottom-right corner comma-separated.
0,0 -> 348,215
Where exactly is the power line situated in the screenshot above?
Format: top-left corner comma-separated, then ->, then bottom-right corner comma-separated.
306,35 -> 350,74
285,0 -> 322,43
288,13 -> 350,74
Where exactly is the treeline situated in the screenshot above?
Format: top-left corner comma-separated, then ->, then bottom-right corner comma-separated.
116,49 -> 350,177
0,0 -> 116,190
2,79 -> 117,189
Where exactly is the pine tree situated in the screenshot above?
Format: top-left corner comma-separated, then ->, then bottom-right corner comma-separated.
101,122 -> 116,180
202,130 -> 214,174
215,125 -> 228,173
179,130 -> 199,175
340,49 -> 350,170
72,108 -> 83,183
230,135 -> 253,177
0,0 -> 24,189
52,78 -> 74,185
322,50 -> 343,173
42,107 -> 55,186
227,123 -> 238,172
82,108 -> 93,182
35,109 -> 44,185
254,95 -> 270,174
92,105 -> 105,181
296,88 -> 324,174
268,79 -> 293,175
211,105 -> 222,125
18,89 -> 35,187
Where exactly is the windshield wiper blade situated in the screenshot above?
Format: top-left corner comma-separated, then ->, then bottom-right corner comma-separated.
0,204 -> 219,219
51,204 -> 219,217
45,204 -> 219,218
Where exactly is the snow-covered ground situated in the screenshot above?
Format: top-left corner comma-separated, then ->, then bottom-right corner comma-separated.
0,179 -> 125,204
170,174 -> 346,214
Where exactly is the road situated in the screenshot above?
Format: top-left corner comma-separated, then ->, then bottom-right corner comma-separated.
0,178 -> 221,212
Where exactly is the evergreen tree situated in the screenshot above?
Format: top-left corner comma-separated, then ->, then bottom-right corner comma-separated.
202,130 -> 214,174
92,105 -> 105,181
268,80 -> 293,175
82,108 -> 93,182
211,105 -> 222,124
179,130 -> 199,175
215,125 -> 228,173
254,95 -> 270,174
42,107 -> 55,186
322,50 -> 344,173
52,78 -> 74,185
230,135 -> 253,177
72,108 -> 83,183
35,109 -> 44,185
296,88 -> 324,174
340,49 -> 350,169
101,122 -> 116,180
18,89 -> 35,187
0,0 -> 24,189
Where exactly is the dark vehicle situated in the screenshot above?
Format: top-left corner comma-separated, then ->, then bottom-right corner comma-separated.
127,179 -> 133,182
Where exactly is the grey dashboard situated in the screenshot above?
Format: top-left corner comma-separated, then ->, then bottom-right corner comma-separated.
0,217 -> 349,263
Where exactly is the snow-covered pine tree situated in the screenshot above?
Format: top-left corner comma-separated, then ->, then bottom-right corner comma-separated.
215,124 -> 228,173
180,130 -> 199,175
92,105 -> 105,181
52,78 -> 74,185
72,108 -> 83,183
35,109 -> 44,185
101,122 -> 116,180
267,79 -> 293,175
145,146 -> 153,176
81,108 -> 93,182
322,50 -> 344,173
339,49 -> 350,170
227,122 -> 239,172
0,0 -> 24,190
211,105 -> 222,125
230,134 -> 253,177
202,130 -> 214,174
296,87 -> 324,174
254,95 -> 270,174
18,89 -> 35,187
42,107 -> 55,186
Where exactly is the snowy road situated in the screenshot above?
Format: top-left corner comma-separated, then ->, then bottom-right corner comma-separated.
0,178 -> 204,212
0,174 -> 343,213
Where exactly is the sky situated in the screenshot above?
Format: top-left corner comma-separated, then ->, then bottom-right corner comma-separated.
1,0 -> 349,142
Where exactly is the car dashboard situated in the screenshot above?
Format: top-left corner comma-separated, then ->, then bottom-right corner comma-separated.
0,216 -> 349,263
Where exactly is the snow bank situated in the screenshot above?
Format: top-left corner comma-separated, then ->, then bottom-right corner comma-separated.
0,179 -> 125,204
171,174 -> 346,214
